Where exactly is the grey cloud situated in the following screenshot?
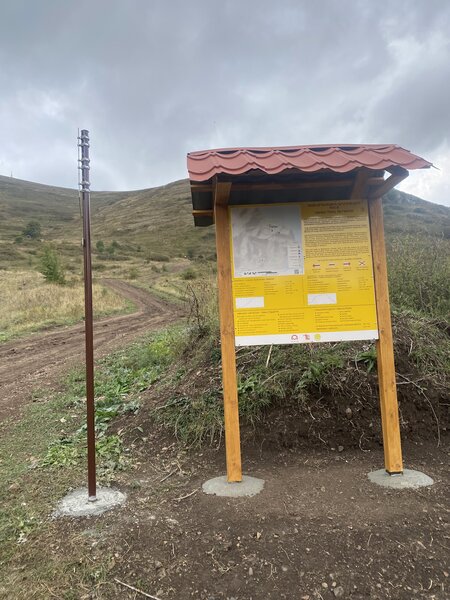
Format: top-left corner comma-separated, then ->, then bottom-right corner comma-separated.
0,0 -> 449,204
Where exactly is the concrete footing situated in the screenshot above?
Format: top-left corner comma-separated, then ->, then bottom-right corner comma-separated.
202,475 -> 265,498
368,468 -> 434,490
53,487 -> 126,518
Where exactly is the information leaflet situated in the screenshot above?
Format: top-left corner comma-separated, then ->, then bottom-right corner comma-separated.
230,200 -> 378,346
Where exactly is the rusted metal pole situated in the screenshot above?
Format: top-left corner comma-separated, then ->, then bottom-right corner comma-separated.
78,129 -> 96,500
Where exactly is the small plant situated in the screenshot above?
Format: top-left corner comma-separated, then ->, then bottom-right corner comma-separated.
181,268 -> 196,280
355,347 -> 377,373
39,245 -> 66,284
292,350 -> 345,390
41,437 -> 80,467
96,240 -> 105,253
153,393 -> 224,446
128,267 -> 139,280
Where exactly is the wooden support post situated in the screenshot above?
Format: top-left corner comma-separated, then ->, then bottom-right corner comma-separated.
369,196 -> 403,474
214,181 -> 242,482
351,167 -> 370,199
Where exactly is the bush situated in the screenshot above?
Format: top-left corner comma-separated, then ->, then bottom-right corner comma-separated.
96,240 -> 105,253
181,268 -> 196,280
148,253 -> 170,262
39,245 -> 66,285
128,267 -> 139,280
22,221 -> 41,240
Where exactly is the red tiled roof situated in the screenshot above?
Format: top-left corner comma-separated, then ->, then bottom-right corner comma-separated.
187,144 -> 432,182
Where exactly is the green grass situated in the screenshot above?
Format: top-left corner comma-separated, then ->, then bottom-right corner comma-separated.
387,234 -> 450,318
0,327 -> 184,596
40,327 -> 183,470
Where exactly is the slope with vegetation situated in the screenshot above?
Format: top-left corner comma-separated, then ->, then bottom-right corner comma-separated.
1,173 -> 449,438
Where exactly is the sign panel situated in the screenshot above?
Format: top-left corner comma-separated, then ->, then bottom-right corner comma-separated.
230,199 -> 378,346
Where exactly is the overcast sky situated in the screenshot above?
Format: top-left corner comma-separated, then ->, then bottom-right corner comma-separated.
1,1 -> 449,205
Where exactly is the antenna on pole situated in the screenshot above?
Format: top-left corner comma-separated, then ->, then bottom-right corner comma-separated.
78,129 -> 97,501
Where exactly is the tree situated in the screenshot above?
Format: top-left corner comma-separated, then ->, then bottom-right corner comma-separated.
22,220 -> 41,239
40,245 -> 66,284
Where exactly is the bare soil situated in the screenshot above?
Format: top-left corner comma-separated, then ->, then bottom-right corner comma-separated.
19,428 -> 448,600
0,279 -> 180,423
118,441 -> 449,600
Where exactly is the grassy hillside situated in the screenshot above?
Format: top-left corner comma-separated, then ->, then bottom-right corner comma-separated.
1,175 -> 449,266
0,177 -> 217,274
0,174 -> 449,314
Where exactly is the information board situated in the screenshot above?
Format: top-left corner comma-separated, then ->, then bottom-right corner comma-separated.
230,199 -> 378,346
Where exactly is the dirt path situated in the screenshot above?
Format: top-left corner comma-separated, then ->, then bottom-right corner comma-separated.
0,279 -> 182,423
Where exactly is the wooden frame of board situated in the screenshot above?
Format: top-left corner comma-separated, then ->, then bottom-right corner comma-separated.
209,167 -> 407,482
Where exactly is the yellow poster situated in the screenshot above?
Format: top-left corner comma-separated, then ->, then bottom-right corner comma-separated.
230,200 -> 378,346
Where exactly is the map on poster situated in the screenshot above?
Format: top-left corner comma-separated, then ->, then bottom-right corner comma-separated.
230,204 -> 304,278
230,200 -> 379,346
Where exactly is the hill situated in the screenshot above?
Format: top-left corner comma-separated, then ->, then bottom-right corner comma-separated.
1,174 -> 449,314
0,176 -> 216,270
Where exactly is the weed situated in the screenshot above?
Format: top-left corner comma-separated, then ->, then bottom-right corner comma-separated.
154,393 -> 224,446
355,347 -> 377,373
181,268 -> 197,280
41,437 -> 81,468
41,328 -> 183,474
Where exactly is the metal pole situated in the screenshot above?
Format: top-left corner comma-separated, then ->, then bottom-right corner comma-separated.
78,129 -> 97,501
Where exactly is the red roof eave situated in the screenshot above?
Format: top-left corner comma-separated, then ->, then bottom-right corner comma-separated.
187,144 -> 432,182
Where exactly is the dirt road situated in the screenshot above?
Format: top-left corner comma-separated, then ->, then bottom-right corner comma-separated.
0,279 -> 182,423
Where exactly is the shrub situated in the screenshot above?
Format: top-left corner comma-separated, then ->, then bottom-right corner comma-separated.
148,253 -> 170,262
181,268 -> 196,280
39,245 -> 66,285
96,240 -> 105,253
22,221 -> 41,239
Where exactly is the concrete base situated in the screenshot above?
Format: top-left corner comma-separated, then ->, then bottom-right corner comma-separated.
368,469 -> 434,490
202,475 -> 264,498
53,487 -> 126,518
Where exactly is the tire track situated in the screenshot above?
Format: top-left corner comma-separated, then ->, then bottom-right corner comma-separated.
0,280 -> 183,423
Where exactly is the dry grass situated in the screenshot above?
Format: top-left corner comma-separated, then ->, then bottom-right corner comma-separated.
0,270 -> 129,341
